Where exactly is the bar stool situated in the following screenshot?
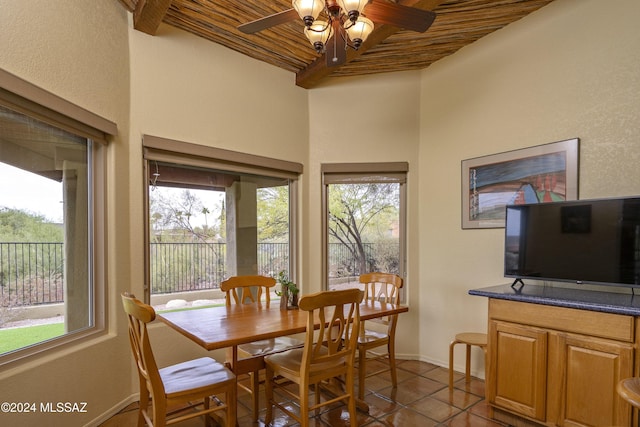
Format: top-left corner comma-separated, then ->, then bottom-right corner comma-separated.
617,377 -> 640,426
449,332 -> 487,392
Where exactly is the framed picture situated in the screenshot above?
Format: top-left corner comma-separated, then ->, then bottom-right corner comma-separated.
462,138 -> 579,229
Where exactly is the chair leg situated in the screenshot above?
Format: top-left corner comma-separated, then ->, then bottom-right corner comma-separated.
358,346 -> 367,400
264,366 -> 274,425
388,340 -> 398,388
138,383 -> 149,427
346,366 -> 358,427
300,381 -> 310,427
152,397 -> 167,427
227,382 -> 237,427
203,397 -> 211,427
314,382 -> 320,416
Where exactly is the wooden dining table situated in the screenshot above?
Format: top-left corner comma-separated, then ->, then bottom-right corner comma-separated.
158,298 -> 408,414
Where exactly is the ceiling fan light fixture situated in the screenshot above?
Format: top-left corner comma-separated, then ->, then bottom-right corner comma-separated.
344,16 -> 374,48
304,20 -> 332,52
292,0 -> 326,27
336,0 -> 368,22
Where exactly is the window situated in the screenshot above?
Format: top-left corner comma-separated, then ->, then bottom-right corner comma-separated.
322,163 -> 407,293
0,69 -> 113,363
143,136 -> 301,308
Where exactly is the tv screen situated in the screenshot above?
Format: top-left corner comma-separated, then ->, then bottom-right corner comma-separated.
504,197 -> 640,287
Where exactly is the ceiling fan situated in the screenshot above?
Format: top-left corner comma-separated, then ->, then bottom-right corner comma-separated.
238,0 -> 436,67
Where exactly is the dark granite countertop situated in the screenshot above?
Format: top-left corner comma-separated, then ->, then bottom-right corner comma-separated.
469,283 -> 640,316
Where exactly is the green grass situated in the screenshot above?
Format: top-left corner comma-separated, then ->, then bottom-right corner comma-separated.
0,301 -> 228,354
0,323 -> 65,354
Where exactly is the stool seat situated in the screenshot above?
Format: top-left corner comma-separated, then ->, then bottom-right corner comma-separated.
449,332 -> 487,393
618,377 -> 640,427
454,332 -> 487,347
618,377 -> 640,408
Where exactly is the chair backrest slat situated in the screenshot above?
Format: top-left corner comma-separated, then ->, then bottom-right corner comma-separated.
220,275 -> 276,306
359,272 -> 403,332
299,289 -> 363,375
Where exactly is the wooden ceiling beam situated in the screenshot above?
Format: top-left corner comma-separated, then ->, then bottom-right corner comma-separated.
134,0 -> 173,35
295,0 -> 446,89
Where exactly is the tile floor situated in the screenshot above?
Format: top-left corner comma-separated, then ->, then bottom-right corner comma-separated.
100,359 -> 509,426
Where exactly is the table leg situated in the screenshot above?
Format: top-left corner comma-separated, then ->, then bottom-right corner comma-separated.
224,347 -> 268,425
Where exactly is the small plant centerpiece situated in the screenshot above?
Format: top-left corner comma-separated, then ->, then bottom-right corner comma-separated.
275,270 -> 299,310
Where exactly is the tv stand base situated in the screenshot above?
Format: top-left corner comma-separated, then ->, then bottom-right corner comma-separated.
510,278 -> 525,291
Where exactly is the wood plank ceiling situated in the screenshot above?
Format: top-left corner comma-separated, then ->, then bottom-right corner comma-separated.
117,0 -> 555,89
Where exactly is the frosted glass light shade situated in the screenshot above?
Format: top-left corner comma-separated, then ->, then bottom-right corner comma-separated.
344,16 -> 374,47
304,20 -> 332,51
292,0 -> 325,23
337,0 -> 368,20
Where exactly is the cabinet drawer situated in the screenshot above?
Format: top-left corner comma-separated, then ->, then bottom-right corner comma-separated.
489,299 -> 634,342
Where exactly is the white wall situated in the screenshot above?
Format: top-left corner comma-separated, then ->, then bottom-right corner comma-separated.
128,24 -> 309,159
418,0 -> 640,375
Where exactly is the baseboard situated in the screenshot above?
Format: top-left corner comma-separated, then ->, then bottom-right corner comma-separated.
493,407 -> 545,427
83,393 -> 139,427
396,353 -> 486,380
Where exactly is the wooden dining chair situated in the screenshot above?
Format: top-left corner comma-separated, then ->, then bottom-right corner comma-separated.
357,272 -> 404,399
221,274 -> 275,306
264,288 -> 364,427
219,275 -> 303,421
121,292 -> 236,427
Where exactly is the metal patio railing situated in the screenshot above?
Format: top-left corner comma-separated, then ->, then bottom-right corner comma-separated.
1,241 -> 391,306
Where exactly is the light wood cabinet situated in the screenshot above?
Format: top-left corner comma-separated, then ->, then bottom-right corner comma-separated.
487,299 -> 634,427
489,320 -> 548,421
550,332 -> 633,426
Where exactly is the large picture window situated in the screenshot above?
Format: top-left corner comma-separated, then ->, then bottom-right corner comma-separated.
143,136 -> 301,308
322,163 -> 407,295
0,69 -> 112,363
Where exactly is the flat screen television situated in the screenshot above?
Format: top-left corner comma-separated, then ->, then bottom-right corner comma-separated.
504,196 -> 640,288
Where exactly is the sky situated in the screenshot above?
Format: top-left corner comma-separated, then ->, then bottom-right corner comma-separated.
150,185 -> 225,227
0,163 -> 63,223
0,162 -> 225,226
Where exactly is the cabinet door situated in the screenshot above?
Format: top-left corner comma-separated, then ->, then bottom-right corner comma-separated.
489,320 -> 548,421
550,333 -> 633,427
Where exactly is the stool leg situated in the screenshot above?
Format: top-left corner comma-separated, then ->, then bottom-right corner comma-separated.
483,347 -> 488,393
449,340 -> 456,393
465,344 -> 472,384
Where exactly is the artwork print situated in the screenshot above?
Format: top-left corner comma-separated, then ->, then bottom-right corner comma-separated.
462,138 -> 579,229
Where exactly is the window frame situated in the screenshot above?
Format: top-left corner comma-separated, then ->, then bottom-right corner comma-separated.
142,135 -> 303,303
0,68 -> 114,366
321,162 -> 408,293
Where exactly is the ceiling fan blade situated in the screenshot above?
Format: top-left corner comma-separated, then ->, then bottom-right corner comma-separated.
364,0 -> 436,33
238,9 -> 299,34
325,20 -> 346,67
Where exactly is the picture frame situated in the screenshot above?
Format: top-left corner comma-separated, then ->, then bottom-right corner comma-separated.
461,138 -> 579,229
